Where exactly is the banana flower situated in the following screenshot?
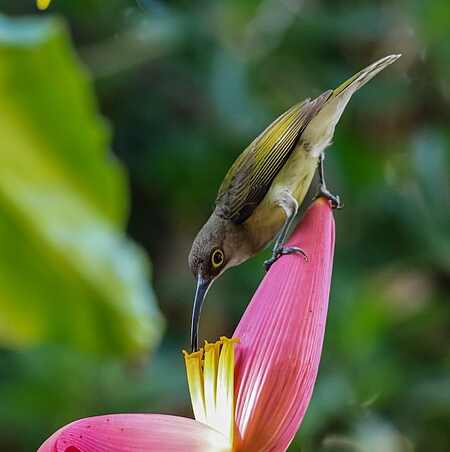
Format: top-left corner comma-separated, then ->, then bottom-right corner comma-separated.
37,198 -> 335,452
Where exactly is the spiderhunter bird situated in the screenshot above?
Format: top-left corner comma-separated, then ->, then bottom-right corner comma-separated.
189,54 -> 401,351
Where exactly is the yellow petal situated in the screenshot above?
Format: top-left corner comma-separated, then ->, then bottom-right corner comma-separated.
37,0 -> 52,10
216,337 -> 239,445
183,348 -> 207,424
204,341 -> 220,421
184,337 -> 239,447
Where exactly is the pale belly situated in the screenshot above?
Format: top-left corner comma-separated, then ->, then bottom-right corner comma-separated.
242,142 -> 319,250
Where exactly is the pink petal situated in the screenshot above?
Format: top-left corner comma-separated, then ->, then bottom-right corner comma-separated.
233,198 -> 335,452
37,414 -> 233,452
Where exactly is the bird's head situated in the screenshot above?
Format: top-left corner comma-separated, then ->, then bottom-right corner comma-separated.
188,213 -> 249,351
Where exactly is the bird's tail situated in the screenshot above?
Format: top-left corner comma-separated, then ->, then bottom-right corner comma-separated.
328,54 -> 401,103
302,54 -> 401,156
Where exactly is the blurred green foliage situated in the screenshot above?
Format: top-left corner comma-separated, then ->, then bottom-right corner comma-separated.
0,15 -> 163,354
0,0 -> 449,451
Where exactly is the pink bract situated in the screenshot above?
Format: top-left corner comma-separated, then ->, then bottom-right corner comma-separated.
37,414 -> 231,452
37,198 -> 335,452
233,198 -> 335,452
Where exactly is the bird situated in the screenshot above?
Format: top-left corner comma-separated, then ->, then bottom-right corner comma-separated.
188,54 -> 401,351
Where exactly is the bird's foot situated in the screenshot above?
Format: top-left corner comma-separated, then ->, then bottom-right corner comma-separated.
264,246 -> 308,272
313,185 -> 343,210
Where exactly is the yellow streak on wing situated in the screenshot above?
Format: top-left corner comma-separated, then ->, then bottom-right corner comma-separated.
250,103 -> 307,187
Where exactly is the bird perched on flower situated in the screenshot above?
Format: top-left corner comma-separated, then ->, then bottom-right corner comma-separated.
189,54 -> 400,351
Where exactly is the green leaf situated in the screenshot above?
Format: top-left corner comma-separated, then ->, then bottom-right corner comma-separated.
0,14 -> 164,355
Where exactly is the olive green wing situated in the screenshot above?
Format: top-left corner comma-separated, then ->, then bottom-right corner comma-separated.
215,90 -> 332,223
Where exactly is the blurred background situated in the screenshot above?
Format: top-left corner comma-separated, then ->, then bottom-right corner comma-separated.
0,0 -> 449,451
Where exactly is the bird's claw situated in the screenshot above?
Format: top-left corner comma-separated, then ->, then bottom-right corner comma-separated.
313,185 -> 343,210
264,246 -> 308,272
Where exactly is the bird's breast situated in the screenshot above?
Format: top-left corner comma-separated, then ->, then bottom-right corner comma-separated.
269,143 -> 319,200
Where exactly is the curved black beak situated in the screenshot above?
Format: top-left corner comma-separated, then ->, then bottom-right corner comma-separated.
190,276 -> 212,352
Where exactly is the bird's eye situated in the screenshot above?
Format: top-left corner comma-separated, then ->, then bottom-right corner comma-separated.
211,249 -> 224,268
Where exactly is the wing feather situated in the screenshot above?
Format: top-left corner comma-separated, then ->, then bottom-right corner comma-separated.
215,90 -> 332,223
